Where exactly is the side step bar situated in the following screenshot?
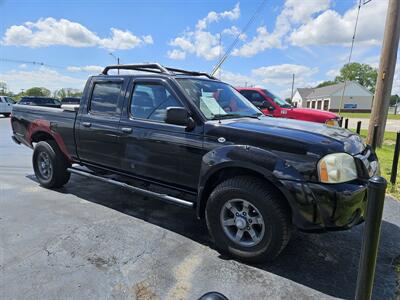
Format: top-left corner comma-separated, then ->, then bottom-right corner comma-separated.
67,167 -> 194,208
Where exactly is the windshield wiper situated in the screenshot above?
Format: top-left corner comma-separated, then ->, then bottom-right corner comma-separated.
211,113 -> 244,120
211,112 -> 262,120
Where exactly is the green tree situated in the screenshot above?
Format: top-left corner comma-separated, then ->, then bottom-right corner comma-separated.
25,87 -> 51,97
316,80 -> 336,88
391,94 -> 399,106
54,88 -> 83,99
334,62 -> 378,93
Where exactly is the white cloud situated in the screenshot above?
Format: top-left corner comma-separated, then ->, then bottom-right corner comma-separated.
233,0 -> 331,57
0,67 -> 85,92
168,3 -> 240,60
219,63 -> 319,98
218,69 -> 255,87
1,17 -> 153,50
67,65 -> 104,73
232,26 -> 281,57
167,49 -> 186,60
18,64 -> 27,68
196,3 -> 240,30
252,64 -> 318,85
326,68 -> 339,78
222,26 -> 246,41
290,0 -> 388,46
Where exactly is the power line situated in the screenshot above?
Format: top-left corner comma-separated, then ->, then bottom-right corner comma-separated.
0,58 -> 65,69
211,0 -> 268,76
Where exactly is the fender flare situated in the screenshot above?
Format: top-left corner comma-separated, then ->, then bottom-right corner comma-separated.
27,119 -> 72,161
196,144 -> 302,218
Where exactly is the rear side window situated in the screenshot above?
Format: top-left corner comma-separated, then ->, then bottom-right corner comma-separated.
90,82 -> 122,115
130,83 -> 182,122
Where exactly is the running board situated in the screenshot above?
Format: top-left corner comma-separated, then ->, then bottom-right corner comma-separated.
67,167 -> 194,208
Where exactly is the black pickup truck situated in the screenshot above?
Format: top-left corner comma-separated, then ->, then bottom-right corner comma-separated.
11,63 -> 379,262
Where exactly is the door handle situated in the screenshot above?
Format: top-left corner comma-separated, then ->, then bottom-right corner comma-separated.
82,122 -> 92,128
121,127 -> 133,134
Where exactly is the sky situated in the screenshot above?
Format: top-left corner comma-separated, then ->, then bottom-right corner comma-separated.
0,0 -> 398,97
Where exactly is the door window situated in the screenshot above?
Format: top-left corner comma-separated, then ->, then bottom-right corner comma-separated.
130,83 -> 182,122
90,82 -> 122,115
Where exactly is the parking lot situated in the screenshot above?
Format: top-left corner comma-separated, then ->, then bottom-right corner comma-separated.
0,116 -> 399,299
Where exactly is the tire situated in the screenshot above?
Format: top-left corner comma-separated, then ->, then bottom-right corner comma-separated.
3,113 -> 10,117
205,176 -> 291,263
32,140 -> 71,188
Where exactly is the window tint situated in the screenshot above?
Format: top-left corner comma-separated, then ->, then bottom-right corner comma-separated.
90,82 -> 122,115
130,83 -> 182,122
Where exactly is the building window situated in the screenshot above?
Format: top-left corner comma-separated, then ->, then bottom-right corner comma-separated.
311,101 -> 316,109
306,101 -> 310,108
323,99 -> 330,111
317,100 -> 322,110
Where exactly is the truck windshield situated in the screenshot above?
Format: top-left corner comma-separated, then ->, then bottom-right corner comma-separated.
262,89 -> 292,108
177,78 -> 261,120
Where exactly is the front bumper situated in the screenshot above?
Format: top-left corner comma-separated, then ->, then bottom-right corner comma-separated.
279,179 -> 368,231
279,145 -> 379,231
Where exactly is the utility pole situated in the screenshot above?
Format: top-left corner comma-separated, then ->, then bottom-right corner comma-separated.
291,73 -> 295,101
367,0 -> 400,146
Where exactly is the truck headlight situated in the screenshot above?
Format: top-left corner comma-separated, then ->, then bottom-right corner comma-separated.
318,153 -> 357,183
325,119 -> 339,127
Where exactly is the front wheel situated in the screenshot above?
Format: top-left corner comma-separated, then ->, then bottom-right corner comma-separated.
3,113 -> 10,118
32,140 -> 70,188
206,176 -> 291,263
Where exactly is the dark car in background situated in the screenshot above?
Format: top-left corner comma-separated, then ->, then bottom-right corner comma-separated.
61,97 -> 81,105
18,96 -> 61,108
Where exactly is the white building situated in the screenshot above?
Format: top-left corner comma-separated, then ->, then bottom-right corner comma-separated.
292,81 -> 373,112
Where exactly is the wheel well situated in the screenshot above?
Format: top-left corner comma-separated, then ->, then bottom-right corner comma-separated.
198,167 -> 292,219
31,131 -> 54,144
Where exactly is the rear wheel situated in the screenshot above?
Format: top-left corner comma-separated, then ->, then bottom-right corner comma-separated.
3,113 -> 10,117
206,176 -> 291,263
32,140 -> 70,188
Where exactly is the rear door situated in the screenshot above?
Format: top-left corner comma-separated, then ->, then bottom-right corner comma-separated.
118,78 -> 204,189
76,78 -> 127,169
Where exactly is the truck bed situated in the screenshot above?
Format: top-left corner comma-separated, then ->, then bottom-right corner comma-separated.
11,104 -> 78,160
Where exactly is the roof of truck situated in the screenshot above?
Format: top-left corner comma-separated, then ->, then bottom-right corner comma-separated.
100,63 -> 219,81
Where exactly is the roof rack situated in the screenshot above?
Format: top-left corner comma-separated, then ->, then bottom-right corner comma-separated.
102,63 -> 171,75
102,63 -> 218,80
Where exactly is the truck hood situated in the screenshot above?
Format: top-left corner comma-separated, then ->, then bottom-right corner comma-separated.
287,108 -> 338,121
206,116 -> 365,156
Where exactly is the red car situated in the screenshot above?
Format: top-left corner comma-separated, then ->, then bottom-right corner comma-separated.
237,87 -> 340,126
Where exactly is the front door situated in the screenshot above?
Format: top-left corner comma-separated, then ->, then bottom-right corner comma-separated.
118,78 -> 204,190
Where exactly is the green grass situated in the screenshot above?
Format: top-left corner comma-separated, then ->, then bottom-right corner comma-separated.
340,112 -> 400,120
355,129 -> 399,199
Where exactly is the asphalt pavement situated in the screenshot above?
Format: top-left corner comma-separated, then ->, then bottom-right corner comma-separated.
347,118 -> 400,132
0,116 -> 399,300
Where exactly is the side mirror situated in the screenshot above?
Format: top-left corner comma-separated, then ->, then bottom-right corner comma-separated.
165,107 -> 195,130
